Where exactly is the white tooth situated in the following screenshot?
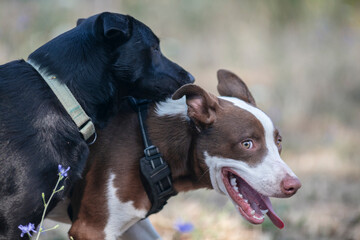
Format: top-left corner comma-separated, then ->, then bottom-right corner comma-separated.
253,215 -> 265,220
244,199 -> 248,203
230,178 -> 237,186
238,193 -> 243,198
261,209 -> 268,215
250,210 -> 255,215
233,186 -> 239,192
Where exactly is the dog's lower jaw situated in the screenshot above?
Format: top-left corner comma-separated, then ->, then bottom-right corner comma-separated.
203,151 -> 286,229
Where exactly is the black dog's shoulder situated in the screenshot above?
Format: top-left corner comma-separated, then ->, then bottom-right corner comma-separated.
0,60 -> 89,238
0,59 -> 87,177
0,59 -> 87,171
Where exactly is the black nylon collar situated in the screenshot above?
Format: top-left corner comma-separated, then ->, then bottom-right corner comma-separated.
128,97 -> 177,216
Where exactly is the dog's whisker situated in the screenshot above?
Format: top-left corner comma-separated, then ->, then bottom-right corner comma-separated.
197,168 -> 210,182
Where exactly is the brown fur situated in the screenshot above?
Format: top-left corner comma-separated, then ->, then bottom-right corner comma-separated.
202,99 -> 267,167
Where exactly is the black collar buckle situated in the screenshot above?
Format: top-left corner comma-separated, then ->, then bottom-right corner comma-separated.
129,97 -> 177,216
140,145 -> 176,215
144,145 -> 160,158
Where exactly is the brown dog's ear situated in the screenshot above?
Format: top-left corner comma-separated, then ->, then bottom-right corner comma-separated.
217,69 -> 256,106
172,84 -> 219,127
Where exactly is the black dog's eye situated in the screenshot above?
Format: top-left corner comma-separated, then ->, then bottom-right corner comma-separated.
152,46 -> 160,53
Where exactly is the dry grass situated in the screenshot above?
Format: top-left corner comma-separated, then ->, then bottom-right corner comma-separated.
149,193 -> 264,240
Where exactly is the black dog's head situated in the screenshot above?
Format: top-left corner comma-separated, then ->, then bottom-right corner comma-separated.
77,12 -> 195,101
28,12 -> 194,125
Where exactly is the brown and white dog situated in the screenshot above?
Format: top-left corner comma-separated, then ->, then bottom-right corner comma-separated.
68,70 -> 301,239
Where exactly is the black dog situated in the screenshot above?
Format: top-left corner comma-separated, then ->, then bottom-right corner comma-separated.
0,12 -> 193,239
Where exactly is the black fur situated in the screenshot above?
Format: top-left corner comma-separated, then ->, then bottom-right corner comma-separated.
0,12 -> 193,239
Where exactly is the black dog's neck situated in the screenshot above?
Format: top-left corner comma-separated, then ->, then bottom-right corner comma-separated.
28,30 -> 127,128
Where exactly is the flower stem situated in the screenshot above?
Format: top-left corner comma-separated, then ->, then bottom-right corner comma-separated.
40,224 -> 59,233
35,174 -> 63,240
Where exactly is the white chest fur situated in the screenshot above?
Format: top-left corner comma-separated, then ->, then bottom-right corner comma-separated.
104,173 -> 147,240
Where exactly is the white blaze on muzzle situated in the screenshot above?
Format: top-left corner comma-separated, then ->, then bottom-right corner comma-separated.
204,96 -> 299,229
215,96 -> 298,197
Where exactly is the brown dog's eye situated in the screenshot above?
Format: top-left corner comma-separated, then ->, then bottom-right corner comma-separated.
241,140 -> 253,149
276,136 -> 282,147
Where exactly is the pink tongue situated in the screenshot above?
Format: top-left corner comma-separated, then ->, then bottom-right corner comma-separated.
261,196 -> 284,229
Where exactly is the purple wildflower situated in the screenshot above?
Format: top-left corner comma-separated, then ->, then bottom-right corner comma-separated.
174,220 -> 194,233
58,164 -> 70,177
18,223 -> 37,237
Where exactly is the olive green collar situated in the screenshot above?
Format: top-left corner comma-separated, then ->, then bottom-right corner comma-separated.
27,59 -> 96,143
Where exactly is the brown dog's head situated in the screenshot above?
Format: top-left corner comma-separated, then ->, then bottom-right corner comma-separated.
172,69 -> 301,229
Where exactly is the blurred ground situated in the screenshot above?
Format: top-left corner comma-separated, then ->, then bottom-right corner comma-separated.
1,0 -> 360,239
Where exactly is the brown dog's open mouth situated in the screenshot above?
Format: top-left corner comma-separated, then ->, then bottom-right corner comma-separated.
221,167 -> 284,229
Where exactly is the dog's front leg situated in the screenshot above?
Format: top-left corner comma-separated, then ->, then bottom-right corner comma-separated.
120,218 -> 161,240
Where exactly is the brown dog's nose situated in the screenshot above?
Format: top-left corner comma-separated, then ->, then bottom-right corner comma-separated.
280,175 -> 301,196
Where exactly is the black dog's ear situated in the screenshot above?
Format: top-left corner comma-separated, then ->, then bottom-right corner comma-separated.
217,69 -> 256,106
94,12 -> 131,41
76,18 -> 85,26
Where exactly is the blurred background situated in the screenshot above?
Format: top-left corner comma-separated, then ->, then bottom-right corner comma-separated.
1,0 -> 359,239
